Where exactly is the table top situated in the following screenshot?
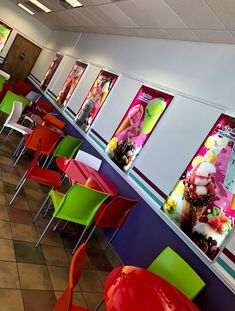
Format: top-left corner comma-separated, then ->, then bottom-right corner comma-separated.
104,266 -> 200,311
57,157 -> 118,197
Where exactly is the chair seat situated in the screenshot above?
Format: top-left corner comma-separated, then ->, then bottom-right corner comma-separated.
29,167 -> 61,190
6,122 -> 33,135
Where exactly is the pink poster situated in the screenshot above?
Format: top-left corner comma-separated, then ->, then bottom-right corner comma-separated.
162,114 -> 235,260
106,85 -> 174,172
56,61 -> 87,108
75,70 -> 118,132
40,53 -> 63,91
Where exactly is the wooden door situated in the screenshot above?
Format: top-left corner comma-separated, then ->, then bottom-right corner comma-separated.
0,34 -> 41,81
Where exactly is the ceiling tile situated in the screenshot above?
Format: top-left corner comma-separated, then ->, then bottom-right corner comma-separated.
193,30 -> 235,44
166,29 -> 200,41
205,0 -> 235,30
133,0 -> 187,29
138,28 -> 171,39
164,0 -> 225,30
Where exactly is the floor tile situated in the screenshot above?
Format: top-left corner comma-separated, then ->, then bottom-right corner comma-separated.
0,192 -> 6,205
36,226 -> 64,247
22,290 -> 57,311
18,263 -> 53,290
87,251 -> 113,272
42,245 -> 69,266
0,219 -> 12,239
8,208 -> 32,225
0,261 -> 20,289
83,292 -> 106,311
5,193 -> 30,211
55,291 -> 87,308
24,188 -> 46,203
0,289 -> 24,311
96,271 -> 109,288
14,240 -> 46,265
47,265 -> 70,291
0,238 -> 16,261
11,223 -> 37,243
0,204 -> 9,221
79,270 -> 103,292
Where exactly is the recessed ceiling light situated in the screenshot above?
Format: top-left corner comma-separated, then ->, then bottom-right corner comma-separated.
65,0 -> 83,8
28,0 -> 51,13
17,3 -> 35,15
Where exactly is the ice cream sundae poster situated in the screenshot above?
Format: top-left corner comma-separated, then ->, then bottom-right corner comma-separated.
40,53 -> 63,91
75,70 -> 118,133
162,114 -> 235,260
0,21 -> 12,53
56,61 -> 87,108
105,85 -> 174,172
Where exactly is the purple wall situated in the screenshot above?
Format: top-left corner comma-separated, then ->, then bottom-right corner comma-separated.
29,82 -> 235,310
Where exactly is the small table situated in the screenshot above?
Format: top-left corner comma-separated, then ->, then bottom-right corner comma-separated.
104,266 -> 200,311
56,157 -> 118,196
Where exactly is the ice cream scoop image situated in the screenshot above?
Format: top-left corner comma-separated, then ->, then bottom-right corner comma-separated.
141,97 -> 166,134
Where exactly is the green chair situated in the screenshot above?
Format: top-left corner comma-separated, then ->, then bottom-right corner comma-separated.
34,184 -> 109,250
0,75 -> 6,92
148,246 -> 205,300
46,135 -> 83,168
0,90 -> 28,115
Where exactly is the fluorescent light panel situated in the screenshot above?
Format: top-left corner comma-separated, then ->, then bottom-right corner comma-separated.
17,3 -> 35,15
65,0 -> 83,8
28,0 -> 51,12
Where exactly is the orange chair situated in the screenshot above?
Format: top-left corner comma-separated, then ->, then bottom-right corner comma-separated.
13,124 -> 61,167
9,139 -> 61,206
55,243 -> 90,311
43,113 -> 65,130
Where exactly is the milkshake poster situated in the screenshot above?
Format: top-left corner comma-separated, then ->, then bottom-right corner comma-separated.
75,70 -> 118,132
162,114 -> 235,260
0,21 -> 12,52
56,61 -> 87,108
40,53 -> 63,91
106,85 -> 174,172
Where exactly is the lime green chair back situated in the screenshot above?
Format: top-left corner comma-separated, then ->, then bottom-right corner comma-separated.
0,91 -> 28,115
51,184 -> 109,226
53,135 -> 83,158
0,75 -> 6,92
148,247 -> 205,300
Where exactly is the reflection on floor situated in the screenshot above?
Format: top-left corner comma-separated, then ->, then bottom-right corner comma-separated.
0,125 -> 117,311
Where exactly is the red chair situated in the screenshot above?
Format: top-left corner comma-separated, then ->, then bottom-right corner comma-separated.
9,139 -> 61,206
83,196 -> 138,250
55,243 -> 90,311
43,113 -> 66,130
0,83 -> 14,103
36,99 -> 53,113
14,80 -> 32,97
13,124 -> 61,167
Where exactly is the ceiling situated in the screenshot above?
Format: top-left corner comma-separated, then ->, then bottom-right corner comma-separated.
11,0 -> 235,44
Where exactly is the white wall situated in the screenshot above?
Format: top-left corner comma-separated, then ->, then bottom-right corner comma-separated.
0,0 -> 51,58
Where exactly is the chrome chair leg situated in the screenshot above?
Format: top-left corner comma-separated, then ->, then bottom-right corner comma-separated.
103,228 -> 120,252
72,226 -> 88,255
15,171 -> 27,191
93,298 -> 104,311
13,146 -> 26,167
4,128 -> 14,142
9,178 -> 26,206
52,219 -> 62,232
42,201 -> 52,218
84,226 -> 96,244
46,155 -> 55,168
13,137 -> 24,158
32,195 -> 50,223
35,217 -> 55,247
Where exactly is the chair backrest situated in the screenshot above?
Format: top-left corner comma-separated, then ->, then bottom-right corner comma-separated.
43,113 -> 66,130
0,83 -> 14,105
0,91 -> 28,115
26,138 -> 42,179
36,99 -> 53,113
75,150 -> 102,171
4,101 -> 23,126
0,70 -> 10,80
15,80 -> 32,97
94,196 -> 138,228
53,135 -> 83,158
148,247 -> 205,300
26,90 -> 42,102
25,124 -> 61,156
53,183 -> 109,226
55,243 -> 86,311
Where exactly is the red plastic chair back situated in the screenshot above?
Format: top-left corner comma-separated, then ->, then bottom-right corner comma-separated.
15,80 -> 32,97
43,113 -> 65,130
25,124 -> 61,156
55,243 -> 86,311
0,83 -> 14,103
36,99 -> 53,113
25,138 -> 41,179
94,196 -> 138,228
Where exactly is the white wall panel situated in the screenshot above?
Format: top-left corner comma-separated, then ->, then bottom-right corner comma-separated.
31,49 -> 56,82
45,31 -> 81,55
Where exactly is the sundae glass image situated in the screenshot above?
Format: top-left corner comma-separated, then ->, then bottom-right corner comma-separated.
180,162 -> 216,233
223,144 -> 235,210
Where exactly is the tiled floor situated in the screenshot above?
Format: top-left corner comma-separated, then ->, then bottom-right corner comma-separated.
0,126 -> 114,311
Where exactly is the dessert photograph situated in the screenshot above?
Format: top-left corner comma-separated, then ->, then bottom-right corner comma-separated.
162,114 -> 235,260
40,53 -> 63,91
106,85 -> 173,172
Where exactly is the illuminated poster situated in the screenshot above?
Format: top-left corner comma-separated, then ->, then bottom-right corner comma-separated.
106,85 -> 173,172
75,70 -> 118,132
162,114 -> 235,260
40,53 -> 63,91
0,21 -> 12,52
56,61 -> 87,108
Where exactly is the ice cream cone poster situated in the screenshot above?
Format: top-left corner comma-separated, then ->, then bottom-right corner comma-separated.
0,21 -> 12,53
56,61 -> 87,108
162,114 -> 235,260
75,70 -> 118,132
105,85 -> 174,172
40,53 -> 63,91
